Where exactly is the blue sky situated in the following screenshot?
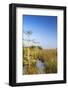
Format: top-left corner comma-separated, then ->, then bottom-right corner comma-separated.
23,15 -> 57,49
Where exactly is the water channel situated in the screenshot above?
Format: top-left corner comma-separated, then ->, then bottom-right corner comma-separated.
23,59 -> 47,74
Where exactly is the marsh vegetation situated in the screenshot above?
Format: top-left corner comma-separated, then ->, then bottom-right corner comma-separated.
23,46 -> 57,75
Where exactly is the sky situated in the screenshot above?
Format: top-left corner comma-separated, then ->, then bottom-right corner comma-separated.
23,15 -> 57,49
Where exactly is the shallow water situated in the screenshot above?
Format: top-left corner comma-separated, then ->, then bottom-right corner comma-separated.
23,59 -> 46,74
36,59 -> 45,74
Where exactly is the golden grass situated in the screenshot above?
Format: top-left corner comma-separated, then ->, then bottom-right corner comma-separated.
23,47 -> 57,74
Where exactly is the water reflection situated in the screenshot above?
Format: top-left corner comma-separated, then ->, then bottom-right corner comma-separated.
36,59 -> 45,74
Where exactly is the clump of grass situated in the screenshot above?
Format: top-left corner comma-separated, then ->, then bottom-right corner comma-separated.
26,64 -> 38,74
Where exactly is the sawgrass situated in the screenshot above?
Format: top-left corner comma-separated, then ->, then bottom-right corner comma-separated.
23,46 -> 57,74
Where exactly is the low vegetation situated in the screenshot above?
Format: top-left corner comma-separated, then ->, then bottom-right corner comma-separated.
23,46 -> 57,75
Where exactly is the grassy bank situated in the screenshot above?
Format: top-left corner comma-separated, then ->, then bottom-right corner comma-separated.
23,46 -> 57,75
